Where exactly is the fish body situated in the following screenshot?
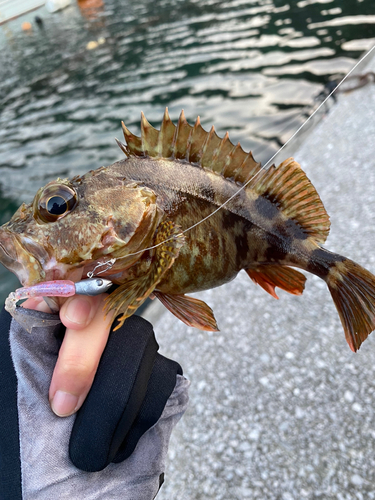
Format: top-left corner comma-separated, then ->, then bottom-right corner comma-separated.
1,109 -> 375,352
109,155 -> 312,294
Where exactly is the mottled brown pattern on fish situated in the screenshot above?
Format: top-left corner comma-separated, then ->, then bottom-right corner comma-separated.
157,200 -> 241,294
2,110 -> 375,350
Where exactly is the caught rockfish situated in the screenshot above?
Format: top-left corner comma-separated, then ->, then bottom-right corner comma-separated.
1,109 -> 375,351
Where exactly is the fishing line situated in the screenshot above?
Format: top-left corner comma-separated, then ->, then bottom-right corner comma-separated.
4,45 -> 375,266
119,44 -> 375,259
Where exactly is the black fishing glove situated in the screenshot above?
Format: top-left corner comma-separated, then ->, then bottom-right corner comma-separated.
0,306 -> 189,500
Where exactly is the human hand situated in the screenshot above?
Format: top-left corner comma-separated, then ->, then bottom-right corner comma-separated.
22,294 -> 114,417
1,297 -> 188,492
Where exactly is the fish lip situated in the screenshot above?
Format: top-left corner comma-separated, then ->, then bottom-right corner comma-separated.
0,229 -> 18,262
0,240 -> 16,262
0,230 -> 24,276
0,228 -> 86,288
0,228 -> 44,286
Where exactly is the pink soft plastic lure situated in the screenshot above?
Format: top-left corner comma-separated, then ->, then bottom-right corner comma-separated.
5,278 -> 113,318
14,280 -> 77,301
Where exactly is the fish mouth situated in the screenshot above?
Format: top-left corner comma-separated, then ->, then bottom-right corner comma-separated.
0,228 -> 46,286
0,228 -> 86,288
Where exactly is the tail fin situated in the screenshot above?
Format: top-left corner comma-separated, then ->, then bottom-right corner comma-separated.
328,259 -> 375,352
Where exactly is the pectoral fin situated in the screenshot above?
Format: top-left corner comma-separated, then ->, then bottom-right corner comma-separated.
246,265 -> 306,299
105,220 -> 185,330
153,291 -> 219,332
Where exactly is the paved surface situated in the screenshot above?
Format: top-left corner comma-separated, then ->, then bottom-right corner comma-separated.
146,52 -> 375,500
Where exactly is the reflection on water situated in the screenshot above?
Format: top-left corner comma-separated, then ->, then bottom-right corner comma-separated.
0,0 -> 374,298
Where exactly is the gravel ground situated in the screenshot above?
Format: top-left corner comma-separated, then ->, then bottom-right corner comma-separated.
146,53 -> 375,500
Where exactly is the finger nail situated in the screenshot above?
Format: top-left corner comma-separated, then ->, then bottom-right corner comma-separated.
51,390 -> 79,417
65,296 -> 93,325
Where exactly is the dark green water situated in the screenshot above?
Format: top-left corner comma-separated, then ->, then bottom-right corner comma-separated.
0,0 -> 374,299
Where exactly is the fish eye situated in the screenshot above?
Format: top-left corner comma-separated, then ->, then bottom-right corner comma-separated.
47,196 -> 68,215
36,184 -> 78,223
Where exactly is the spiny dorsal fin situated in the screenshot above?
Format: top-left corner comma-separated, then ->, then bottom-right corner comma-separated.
248,158 -> 330,243
120,108 -> 262,184
173,109 -> 192,160
121,121 -> 143,156
159,108 -> 176,158
141,112 -> 159,157
119,111 -> 329,243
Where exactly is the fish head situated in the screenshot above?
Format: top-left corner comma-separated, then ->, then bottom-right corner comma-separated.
0,173 -> 159,286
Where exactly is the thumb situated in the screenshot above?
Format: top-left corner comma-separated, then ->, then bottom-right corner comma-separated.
49,294 -> 114,417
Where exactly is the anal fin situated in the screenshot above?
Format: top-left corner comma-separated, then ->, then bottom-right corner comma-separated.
153,291 -> 219,332
246,266 -> 306,299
